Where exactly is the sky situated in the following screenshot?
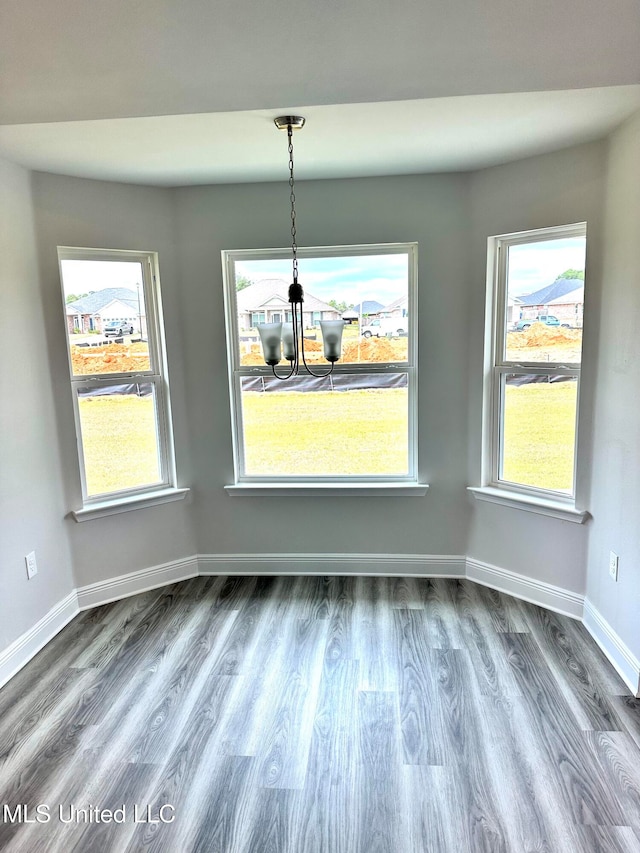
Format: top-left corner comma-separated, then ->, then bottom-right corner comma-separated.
235,253 -> 409,307
60,238 -> 586,308
60,259 -> 144,299
507,237 -> 586,297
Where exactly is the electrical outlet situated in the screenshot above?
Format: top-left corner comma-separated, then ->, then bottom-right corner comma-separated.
608,551 -> 619,581
25,551 -> 38,580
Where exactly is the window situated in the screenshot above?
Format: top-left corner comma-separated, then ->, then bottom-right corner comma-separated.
482,223 -> 586,504
59,247 -> 177,508
222,244 -> 418,486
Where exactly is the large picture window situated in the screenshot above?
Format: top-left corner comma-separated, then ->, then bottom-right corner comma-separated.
484,223 -> 586,502
222,244 -> 418,484
58,247 -> 177,507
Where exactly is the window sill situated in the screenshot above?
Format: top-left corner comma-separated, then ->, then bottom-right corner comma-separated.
72,487 -> 190,522
467,486 -> 589,524
225,483 -> 429,497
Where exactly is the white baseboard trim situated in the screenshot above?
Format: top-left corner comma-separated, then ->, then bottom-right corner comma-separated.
0,591 -> 79,690
466,557 -> 584,619
197,553 -> 466,578
583,598 -> 640,697
76,556 -> 199,610
5,554 -> 638,699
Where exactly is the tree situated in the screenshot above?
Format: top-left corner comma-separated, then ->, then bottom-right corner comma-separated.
557,269 -> 584,281
236,276 -> 253,291
65,292 -> 88,303
328,299 -> 351,313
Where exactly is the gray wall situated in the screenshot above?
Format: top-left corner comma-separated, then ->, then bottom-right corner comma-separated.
174,175 -> 472,556
0,159 -> 75,649
31,172 -> 197,587
466,141 -> 607,593
586,112 -> 640,662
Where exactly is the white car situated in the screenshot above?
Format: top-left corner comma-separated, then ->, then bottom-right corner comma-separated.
361,317 -> 408,338
104,320 -> 134,336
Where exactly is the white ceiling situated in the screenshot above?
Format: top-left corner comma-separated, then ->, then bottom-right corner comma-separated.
1,88 -> 640,185
1,0 -> 639,185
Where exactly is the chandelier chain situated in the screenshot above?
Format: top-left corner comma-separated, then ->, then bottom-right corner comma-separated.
288,123 -> 298,283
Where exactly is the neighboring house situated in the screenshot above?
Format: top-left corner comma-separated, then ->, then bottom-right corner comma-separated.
516,277 -> 584,327
65,288 -> 141,334
507,295 -> 523,329
236,279 -> 340,329
351,300 -> 385,317
380,294 -> 408,319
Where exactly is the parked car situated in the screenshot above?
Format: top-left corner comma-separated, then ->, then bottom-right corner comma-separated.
361,317 -> 408,338
104,320 -> 134,336
515,315 -> 569,331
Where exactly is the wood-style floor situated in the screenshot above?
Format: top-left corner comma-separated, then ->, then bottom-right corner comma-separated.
1,576 -> 640,852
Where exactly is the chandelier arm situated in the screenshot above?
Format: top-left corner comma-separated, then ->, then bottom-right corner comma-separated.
271,361 -> 297,380
300,329 -> 336,378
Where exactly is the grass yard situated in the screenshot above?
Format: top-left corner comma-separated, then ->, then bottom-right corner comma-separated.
78,394 -> 161,495
77,379 -> 578,493
241,388 -> 409,476
502,379 -> 577,492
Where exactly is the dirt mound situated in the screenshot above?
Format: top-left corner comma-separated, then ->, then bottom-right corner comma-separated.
71,342 -> 150,375
507,325 -> 581,349
343,338 -> 398,363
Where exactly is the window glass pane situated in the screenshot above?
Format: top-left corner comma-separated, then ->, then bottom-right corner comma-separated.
240,373 -> 409,477
505,236 -> 585,363
77,383 -> 161,496
234,253 -> 409,366
500,374 -> 577,493
61,259 -> 150,375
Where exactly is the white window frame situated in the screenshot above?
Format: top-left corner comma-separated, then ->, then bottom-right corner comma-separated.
58,247 -> 183,517
473,223 -> 589,521
222,243 -> 427,495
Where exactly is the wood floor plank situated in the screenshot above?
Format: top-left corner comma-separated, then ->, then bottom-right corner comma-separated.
584,730 -> 640,826
500,631 -> 628,827
323,576 -> 355,667
356,690 -> 402,853
256,617 -> 330,789
400,765 -> 451,853
123,700 -> 244,853
290,659 -> 359,853
393,609 -> 444,765
391,576 -> 424,609
2,576 -> 640,853
614,697 -> 640,750
353,577 -> 398,690
433,647 -> 509,852
423,579 -> 466,648
517,600 -> 624,731
473,582 -> 530,633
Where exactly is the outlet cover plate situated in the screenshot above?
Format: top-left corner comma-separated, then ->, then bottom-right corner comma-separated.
609,551 -> 619,581
25,551 -> 38,579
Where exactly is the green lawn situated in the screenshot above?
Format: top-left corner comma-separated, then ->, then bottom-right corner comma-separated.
242,389 -> 409,476
78,395 -> 161,495
502,380 -> 577,492
78,381 -> 577,492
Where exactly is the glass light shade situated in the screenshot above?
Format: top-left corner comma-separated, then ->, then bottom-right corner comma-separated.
257,322 -> 283,365
320,320 -> 345,362
282,323 -> 295,360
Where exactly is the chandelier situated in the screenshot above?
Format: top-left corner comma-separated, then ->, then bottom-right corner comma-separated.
257,116 -> 345,379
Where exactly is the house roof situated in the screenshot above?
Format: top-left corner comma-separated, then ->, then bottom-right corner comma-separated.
382,295 -> 408,312
66,288 -> 139,315
352,300 -> 385,315
518,278 -> 584,307
236,279 -> 336,313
